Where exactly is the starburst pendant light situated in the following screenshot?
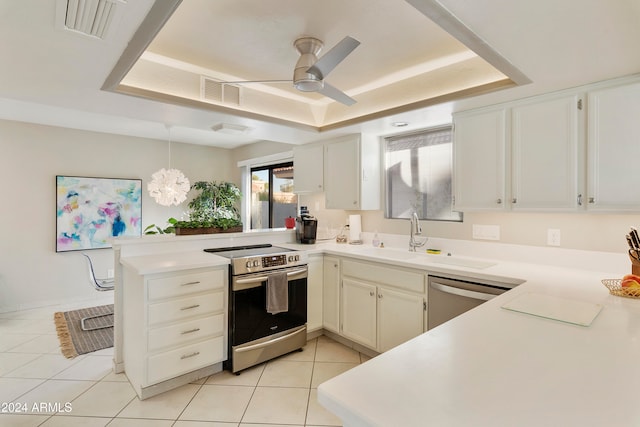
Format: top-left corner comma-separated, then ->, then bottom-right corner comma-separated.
147,126 -> 190,206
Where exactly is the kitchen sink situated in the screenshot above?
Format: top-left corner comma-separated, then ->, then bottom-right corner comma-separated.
352,247 -> 414,260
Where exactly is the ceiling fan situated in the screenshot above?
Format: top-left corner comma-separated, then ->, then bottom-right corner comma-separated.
217,36 -> 361,106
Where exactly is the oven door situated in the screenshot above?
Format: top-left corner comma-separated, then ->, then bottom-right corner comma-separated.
230,266 -> 307,347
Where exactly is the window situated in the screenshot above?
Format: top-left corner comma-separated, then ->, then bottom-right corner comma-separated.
250,162 -> 297,229
384,126 -> 462,222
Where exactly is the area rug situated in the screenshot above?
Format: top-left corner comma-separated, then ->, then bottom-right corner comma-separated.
54,304 -> 114,358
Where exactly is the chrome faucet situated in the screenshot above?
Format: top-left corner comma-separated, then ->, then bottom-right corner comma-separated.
409,211 -> 428,252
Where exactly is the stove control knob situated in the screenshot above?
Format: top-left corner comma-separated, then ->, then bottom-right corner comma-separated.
246,261 -> 252,268
295,255 -> 300,261
288,256 -> 294,262
253,260 -> 260,267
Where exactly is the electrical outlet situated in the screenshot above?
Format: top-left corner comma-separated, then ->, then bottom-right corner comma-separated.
547,229 -> 561,246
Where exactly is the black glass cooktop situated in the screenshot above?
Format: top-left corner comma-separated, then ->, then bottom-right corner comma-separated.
204,244 -> 293,259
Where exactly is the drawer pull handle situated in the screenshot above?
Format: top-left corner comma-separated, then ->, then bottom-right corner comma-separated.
181,281 -> 201,286
180,351 -> 200,360
180,304 -> 200,311
181,328 -> 201,335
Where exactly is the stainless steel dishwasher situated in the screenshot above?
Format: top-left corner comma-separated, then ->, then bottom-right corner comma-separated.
427,275 -> 518,329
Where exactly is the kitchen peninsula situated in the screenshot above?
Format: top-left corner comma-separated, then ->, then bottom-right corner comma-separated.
113,231 -> 640,424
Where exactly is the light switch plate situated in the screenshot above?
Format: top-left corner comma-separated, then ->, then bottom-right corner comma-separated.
472,224 -> 500,241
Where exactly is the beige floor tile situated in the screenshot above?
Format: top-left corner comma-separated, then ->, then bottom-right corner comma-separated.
258,359 -> 313,388
5,354 -> 84,379
67,380 -> 136,417
0,333 -> 41,352
53,355 -> 112,381
0,377 -> 45,402
13,379 -> 95,414
206,363 -> 265,386
315,338 -> 361,363
0,352 -> 42,376
0,413 -> 50,426
241,387 -> 309,425
311,362 -> 359,388
179,384 -> 254,423
8,334 -> 61,354
306,388 -> 343,426
118,383 -> 200,419
277,338 -> 317,362
107,418 -> 174,426
39,414 -> 111,426
99,370 -> 129,382
175,421 -> 239,426
240,424 -> 303,427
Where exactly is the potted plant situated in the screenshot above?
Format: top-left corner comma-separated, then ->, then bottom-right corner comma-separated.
173,181 -> 243,235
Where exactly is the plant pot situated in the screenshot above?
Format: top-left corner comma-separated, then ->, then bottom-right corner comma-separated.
175,226 -> 243,235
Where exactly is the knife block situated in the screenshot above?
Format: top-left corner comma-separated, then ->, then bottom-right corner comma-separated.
629,253 -> 640,275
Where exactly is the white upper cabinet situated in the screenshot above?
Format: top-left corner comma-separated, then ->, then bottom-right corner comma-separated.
293,143 -> 324,193
453,107 -> 507,211
324,134 -> 380,210
511,93 -> 584,211
587,80 -> 640,211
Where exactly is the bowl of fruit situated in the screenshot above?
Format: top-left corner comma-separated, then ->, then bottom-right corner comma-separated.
602,274 -> 640,299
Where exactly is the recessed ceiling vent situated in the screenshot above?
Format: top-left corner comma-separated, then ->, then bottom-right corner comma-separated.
60,0 -> 126,39
201,77 -> 241,106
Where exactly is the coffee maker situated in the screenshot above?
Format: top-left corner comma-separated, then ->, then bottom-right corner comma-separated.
295,206 -> 318,244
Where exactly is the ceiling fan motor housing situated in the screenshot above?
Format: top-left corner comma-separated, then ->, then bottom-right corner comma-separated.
293,37 -> 324,92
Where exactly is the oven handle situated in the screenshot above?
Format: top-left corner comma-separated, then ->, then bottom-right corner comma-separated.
235,325 -> 307,353
430,281 -> 498,302
233,267 -> 308,291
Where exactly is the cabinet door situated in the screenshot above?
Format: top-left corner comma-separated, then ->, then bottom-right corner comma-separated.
322,256 -> 340,333
341,278 -> 377,349
453,108 -> 507,211
325,136 -> 360,209
588,81 -> 640,211
307,255 -> 323,332
294,144 -> 324,193
511,94 -> 582,210
377,287 -> 424,353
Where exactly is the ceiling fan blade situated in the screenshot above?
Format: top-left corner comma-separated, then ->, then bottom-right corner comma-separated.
307,36 -> 360,79
318,82 -> 356,106
215,79 -> 292,84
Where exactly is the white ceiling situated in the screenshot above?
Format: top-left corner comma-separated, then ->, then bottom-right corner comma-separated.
1,0 -> 639,149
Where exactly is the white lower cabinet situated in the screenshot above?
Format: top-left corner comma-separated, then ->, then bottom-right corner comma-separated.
341,278 -> 377,349
322,256 -> 341,333
339,259 -> 426,352
122,265 -> 227,399
307,254 -> 323,332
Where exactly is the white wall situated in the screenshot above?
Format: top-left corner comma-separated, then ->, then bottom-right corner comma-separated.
0,119 -> 234,312
299,192 -> 640,255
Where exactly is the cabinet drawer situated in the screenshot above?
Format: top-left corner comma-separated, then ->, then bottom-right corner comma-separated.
342,259 -> 424,293
147,335 -> 225,386
148,291 -> 224,326
148,313 -> 224,352
147,269 -> 225,301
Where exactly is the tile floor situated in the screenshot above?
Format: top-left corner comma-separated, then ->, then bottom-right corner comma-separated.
0,295 -> 369,426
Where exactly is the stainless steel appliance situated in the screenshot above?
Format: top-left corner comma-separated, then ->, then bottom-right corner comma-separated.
204,244 -> 308,373
427,275 -> 517,329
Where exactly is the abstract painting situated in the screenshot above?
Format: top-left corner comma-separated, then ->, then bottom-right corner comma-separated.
56,176 -> 142,252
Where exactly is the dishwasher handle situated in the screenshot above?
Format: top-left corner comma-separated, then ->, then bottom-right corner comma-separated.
430,281 -> 498,302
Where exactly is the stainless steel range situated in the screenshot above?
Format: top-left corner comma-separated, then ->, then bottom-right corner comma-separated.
204,244 -> 308,373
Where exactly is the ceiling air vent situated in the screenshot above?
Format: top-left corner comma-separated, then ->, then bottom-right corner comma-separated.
201,77 -> 241,106
60,0 -> 126,39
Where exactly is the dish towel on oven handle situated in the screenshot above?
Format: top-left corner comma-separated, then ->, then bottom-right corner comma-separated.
267,271 -> 289,314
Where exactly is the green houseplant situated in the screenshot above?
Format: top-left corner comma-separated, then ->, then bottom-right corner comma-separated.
173,181 -> 243,235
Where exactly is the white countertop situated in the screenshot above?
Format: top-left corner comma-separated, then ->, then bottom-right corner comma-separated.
120,250 -> 229,275
311,243 -> 640,426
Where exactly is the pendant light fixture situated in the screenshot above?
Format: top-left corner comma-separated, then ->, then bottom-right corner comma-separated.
147,125 -> 190,206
